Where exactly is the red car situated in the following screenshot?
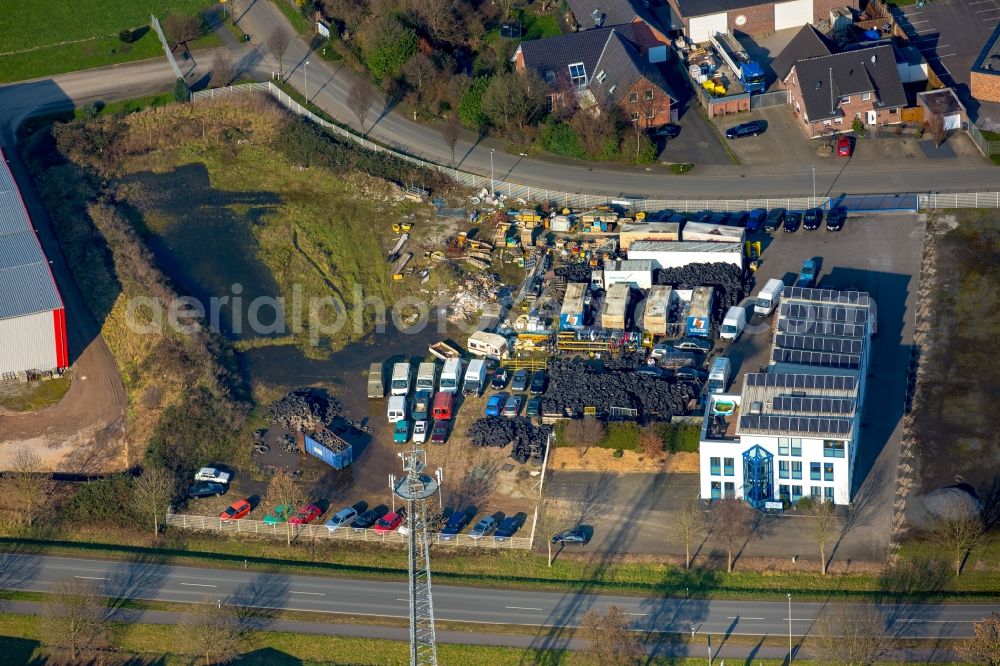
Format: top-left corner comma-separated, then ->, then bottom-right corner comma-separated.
837,135 -> 852,157
219,498 -> 252,521
288,503 -> 322,525
373,510 -> 404,534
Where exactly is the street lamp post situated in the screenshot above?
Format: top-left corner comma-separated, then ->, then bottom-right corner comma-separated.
489,148 -> 495,197
304,60 -> 310,102
811,164 -> 816,203
787,593 -> 793,663
707,632 -> 712,665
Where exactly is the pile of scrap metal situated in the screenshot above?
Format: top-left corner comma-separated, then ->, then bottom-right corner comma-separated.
443,231 -> 495,271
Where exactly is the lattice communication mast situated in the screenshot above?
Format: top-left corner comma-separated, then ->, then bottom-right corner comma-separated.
392,449 -> 439,666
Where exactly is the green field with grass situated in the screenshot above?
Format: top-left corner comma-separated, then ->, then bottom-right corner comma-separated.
0,0 -> 218,82
0,375 -> 71,412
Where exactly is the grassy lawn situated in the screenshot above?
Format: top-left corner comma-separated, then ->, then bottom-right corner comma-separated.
0,0 -> 218,83
270,0 -> 313,36
0,375 -> 71,412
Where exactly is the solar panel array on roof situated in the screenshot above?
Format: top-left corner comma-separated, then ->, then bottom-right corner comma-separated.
778,318 -> 866,338
745,373 -> 857,391
772,348 -> 861,370
771,396 -> 855,414
775,333 -> 864,355
739,414 -> 853,435
784,286 -> 870,306
782,302 -> 868,324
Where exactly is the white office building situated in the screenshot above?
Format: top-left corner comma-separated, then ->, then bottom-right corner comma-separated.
698,287 -> 874,506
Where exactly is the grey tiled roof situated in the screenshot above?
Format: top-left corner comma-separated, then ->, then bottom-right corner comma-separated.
567,0 -> 659,30
673,0 -> 772,17
772,24 -> 832,82
518,27 -> 623,87
791,45 -> 906,122
590,31 -> 677,105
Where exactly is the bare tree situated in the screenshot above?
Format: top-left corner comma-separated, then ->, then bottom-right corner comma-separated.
213,52 -> 236,87
403,52 -> 435,99
177,597 -> 246,665
563,416 -> 606,458
348,79 -> 376,134
669,499 -> 705,570
929,112 -> 947,148
7,448 -> 53,527
265,470 -> 305,546
959,611 -> 1000,666
163,13 -> 202,48
801,497 -> 838,576
814,603 -> 891,666
416,0 -> 460,42
131,466 -> 176,538
711,498 -> 754,574
267,28 -> 291,81
579,605 -> 643,666
933,506 -> 985,576
441,114 -> 460,167
40,578 -> 113,662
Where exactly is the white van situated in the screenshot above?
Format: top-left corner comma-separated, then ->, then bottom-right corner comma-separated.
387,395 -> 407,422
463,359 -> 486,396
390,362 -> 411,396
439,357 -> 464,393
707,357 -> 731,394
754,279 -> 784,316
416,362 -> 437,392
720,306 -> 747,340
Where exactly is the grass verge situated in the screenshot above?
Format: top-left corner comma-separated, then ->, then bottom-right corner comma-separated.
669,163 -> 695,175
270,0 -> 313,36
0,375 -> 71,412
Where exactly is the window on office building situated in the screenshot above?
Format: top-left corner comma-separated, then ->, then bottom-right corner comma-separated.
723,458 -> 734,476
824,463 -> 834,482
779,460 -> 789,479
810,486 -> 822,499
791,461 -> 802,480
824,440 -> 845,458
779,484 -> 790,502
791,485 -> 803,502
778,438 -> 789,455
724,482 -> 735,498
790,439 -> 801,456
824,487 -> 834,502
810,462 -> 821,481
711,481 -> 722,499
710,457 -> 721,475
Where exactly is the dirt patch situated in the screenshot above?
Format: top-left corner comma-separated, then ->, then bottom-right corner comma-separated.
550,446 -> 698,474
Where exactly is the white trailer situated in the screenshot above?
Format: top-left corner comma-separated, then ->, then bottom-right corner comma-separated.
628,241 -> 744,271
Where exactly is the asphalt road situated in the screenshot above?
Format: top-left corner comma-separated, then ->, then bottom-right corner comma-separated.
0,553 -> 990,641
0,2 -> 997,198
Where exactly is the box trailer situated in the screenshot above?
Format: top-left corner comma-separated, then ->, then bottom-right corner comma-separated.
627,240 -> 744,271
300,427 -> 353,470
602,283 -> 631,330
686,286 -> 715,337
416,362 -> 437,392
467,331 -> 509,359
390,362 -> 411,396
560,283 -> 588,330
642,285 -> 674,336
367,362 -> 384,399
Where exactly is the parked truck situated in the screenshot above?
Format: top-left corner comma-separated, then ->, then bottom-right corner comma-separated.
416,362 -> 437,392
439,357 -> 463,393
412,390 -> 432,421
463,359 -> 486,396
707,356 -> 732,394
754,278 -> 784,316
390,362 -> 411,396
709,32 -> 766,94
685,286 -> 715,338
367,362 -> 384,399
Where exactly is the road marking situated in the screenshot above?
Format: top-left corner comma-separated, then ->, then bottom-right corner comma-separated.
782,618 -> 815,622
727,616 -> 766,620
179,582 -> 217,588
925,54 -> 957,60
970,0 -> 996,5
396,598 -> 409,602
506,606 -> 544,611
977,7 -> 1000,12
906,19 -> 930,25
74,576 -> 108,580
290,591 -> 325,596
628,613 -> 651,616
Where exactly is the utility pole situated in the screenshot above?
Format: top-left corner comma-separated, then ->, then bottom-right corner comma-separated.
489,148 -> 495,197
787,593 -> 793,664
707,632 -> 712,665
811,164 -> 816,203
304,60 -> 310,102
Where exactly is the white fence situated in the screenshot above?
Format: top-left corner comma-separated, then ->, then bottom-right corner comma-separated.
920,191 -> 1000,209
165,512 -> 532,550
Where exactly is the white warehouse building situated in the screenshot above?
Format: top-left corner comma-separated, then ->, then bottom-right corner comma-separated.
698,287 -> 874,506
628,240 -> 744,271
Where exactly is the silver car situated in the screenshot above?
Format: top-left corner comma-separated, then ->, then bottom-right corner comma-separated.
469,516 -> 497,539
324,506 -> 358,532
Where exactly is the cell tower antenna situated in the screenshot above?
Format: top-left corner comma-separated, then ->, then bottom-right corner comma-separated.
392,448 -> 440,666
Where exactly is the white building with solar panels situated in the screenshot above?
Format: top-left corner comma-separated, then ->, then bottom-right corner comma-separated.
698,286 -> 875,506
0,148 -> 68,377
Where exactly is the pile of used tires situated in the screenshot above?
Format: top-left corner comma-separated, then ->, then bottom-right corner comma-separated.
655,262 -> 751,322
554,263 -> 593,283
269,389 -> 342,431
541,359 -> 695,420
468,417 -> 551,464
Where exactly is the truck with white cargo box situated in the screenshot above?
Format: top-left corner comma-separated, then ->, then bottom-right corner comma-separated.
754,279 -> 784,316
367,362 -> 384,399
685,286 -> 715,338
707,356 -> 731,394
462,359 -> 486,396
439,357 -> 464,393
720,306 -> 746,340
387,395 -> 408,422
416,362 -> 437,392
390,362 -> 411,396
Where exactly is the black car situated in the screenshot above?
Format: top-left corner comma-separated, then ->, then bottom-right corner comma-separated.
529,370 -> 548,394
727,211 -> 749,227
783,211 -> 802,232
826,206 -> 846,231
725,120 -> 765,139
491,368 -> 509,389
551,528 -> 590,544
187,482 -> 226,499
353,507 -> 388,530
495,515 -> 525,539
651,124 -> 681,140
675,366 -> 708,383
440,511 -> 472,539
803,208 -> 824,230
708,212 -> 728,227
764,208 -> 786,232
511,369 -> 530,391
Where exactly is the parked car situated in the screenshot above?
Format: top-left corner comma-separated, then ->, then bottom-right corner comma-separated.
673,337 -> 712,353
746,208 -> 767,233
837,135 -> 852,157
353,507 -> 388,530
325,506 -> 358,532
187,482 -> 226,499
439,511 -> 472,539
412,419 -> 428,443
374,510 -> 404,534
511,369 -> 530,391
431,419 -> 450,443
263,504 -> 292,526
194,467 -> 230,484
469,516 -> 498,539
288,503 -> 322,525
727,211 -> 748,227
551,527 -> 590,544
709,212 -> 728,227
651,124 -> 681,140
764,208 -> 786,232
393,419 -> 411,443
797,258 -> 818,288
803,208 -> 824,230
529,370 -> 548,394
783,211 -> 802,232
494,515 -> 525,540
503,394 -> 524,417
635,366 -> 670,379
675,366 -> 708,384
525,395 -> 542,417
725,120 -> 765,139
491,368 -> 509,389
219,499 -> 251,521
826,206 -> 846,231
486,393 -> 508,417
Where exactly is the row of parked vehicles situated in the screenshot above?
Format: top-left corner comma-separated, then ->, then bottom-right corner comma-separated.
762,207 -> 845,233
325,502 -> 528,541
647,205 -> 845,234
485,368 -> 547,418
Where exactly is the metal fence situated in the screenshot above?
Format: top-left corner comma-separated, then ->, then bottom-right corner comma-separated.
749,90 -> 789,111
165,512 -> 533,549
919,191 -> 1000,209
966,123 -> 1000,158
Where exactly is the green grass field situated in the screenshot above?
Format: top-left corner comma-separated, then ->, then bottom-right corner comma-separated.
0,375 -> 71,412
0,0 -> 218,82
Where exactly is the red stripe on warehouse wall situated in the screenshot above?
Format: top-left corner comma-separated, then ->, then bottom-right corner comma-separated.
53,308 -> 69,369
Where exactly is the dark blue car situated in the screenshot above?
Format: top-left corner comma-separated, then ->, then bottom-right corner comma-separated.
439,511 -> 471,539
746,208 -> 767,233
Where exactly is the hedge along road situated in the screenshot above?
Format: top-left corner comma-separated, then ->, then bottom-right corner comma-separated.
0,0 -> 997,199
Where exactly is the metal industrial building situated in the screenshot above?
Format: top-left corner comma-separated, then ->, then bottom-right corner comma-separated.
0,147 -> 68,377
